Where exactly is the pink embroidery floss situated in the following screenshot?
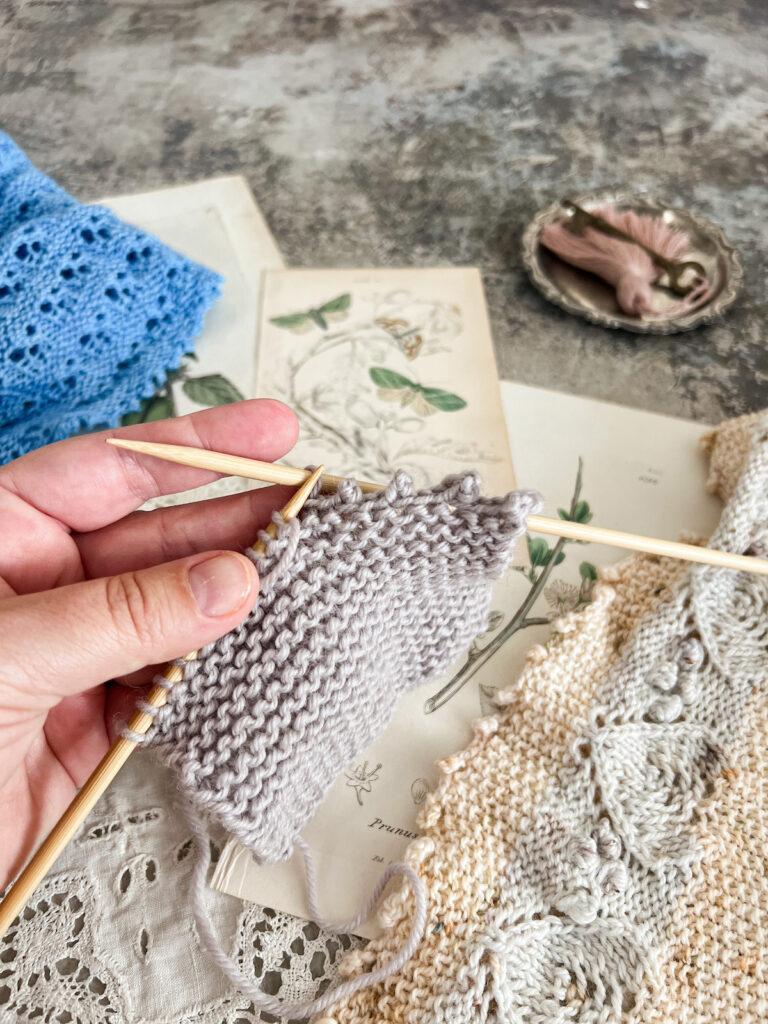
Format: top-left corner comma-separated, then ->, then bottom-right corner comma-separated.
540,206 -> 711,318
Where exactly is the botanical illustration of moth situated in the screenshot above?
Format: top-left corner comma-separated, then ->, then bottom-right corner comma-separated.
263,289 -> 501,486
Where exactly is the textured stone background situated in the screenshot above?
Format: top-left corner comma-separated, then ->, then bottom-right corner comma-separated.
2,0 -> 767,423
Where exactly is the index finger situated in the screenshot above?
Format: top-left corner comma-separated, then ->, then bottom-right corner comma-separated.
0,399 -> 299,532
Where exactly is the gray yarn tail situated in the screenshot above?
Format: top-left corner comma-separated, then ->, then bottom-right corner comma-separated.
181,796 -> 428,1021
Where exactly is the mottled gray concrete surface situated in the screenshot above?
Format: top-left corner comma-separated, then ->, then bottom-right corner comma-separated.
1,0 -> 767,423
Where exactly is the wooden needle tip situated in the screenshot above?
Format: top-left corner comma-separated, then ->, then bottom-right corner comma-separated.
284,463 -> 325,514
251,464 -> 324,557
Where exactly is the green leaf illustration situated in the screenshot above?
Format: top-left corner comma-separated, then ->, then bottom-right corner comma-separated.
527,536 -> 566,567
558,500 -> 593,524
120,393 -> 175,425
183,374 -> 245,407
527,537 -> 550,567
369,367 -> 414,390
572,500 -> 592,523
579,561 -> 598,580
420,386 -> 467,412
120,409 -> 144,427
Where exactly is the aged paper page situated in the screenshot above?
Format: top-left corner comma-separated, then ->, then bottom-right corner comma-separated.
213,383 -> 722,936
103,175 -> 284,507
254,267 -> 516,495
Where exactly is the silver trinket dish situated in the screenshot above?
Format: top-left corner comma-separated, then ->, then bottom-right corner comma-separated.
522,191 -> 742,334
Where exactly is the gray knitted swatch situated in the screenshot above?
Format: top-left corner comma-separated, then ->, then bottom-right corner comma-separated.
144,470 -> 540,863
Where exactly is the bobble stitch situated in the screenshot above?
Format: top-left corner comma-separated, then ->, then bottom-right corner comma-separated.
377,882 -> 411,928
418,796 -> 442,829
438,753 -> 467,774
494,687 -> 516,706
448,470 -> 481,504
554,890 -> 600,925
473,716 -> 499,740
598,861 -> 628,895
648,694 -> 684,723
678,673 -> 700,705
384,469 -> 414,503
406,836 -> 435,867
567,836 -> 601,874
525,644 -> 548,666
651,663 -> 678,692
679,636 -> 705,669
594,819 -> 621,860
338,948 -> 369,978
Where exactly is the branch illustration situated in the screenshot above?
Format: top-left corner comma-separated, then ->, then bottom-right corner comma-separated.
424,459 -> 589,714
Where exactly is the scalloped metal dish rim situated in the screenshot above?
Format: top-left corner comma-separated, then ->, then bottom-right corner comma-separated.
521,191 -> 744,335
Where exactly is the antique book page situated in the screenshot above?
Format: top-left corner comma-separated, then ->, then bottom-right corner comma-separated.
103,175 -> 285,506
253,267 -> 517,496
213,382 -> 722,937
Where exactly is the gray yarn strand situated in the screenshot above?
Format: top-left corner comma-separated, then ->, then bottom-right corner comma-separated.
182,797 -> 428,1020
293,835 -> 427,940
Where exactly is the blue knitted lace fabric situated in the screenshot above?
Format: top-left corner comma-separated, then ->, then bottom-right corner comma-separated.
0,132 -> 222,463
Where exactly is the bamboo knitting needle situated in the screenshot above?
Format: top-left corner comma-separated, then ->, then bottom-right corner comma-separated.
0,465 -> 325,940
106,437 -> 768,578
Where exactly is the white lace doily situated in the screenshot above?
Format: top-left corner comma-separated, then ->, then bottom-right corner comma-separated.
1,754 -> 363,1023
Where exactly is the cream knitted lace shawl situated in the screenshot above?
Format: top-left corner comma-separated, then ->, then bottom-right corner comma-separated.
320,411 -> 768,1024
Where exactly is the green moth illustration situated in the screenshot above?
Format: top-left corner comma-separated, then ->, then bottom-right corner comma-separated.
269,293 -> 351,333
369,366 -> 467,417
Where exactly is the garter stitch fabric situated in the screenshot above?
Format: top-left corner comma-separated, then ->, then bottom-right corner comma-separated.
320,411 -> 768,1024
0,131 -> 221,462
144,470 -> 540,864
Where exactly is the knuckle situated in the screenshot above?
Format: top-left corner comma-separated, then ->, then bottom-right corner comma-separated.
104,571 -> 163,649
155,505 -> 182,563
157,504 -> 195,564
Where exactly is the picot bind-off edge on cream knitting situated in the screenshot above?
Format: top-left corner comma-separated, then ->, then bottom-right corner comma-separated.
126,469 -> 540,1018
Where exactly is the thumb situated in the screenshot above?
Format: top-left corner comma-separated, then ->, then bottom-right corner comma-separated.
0,552 -> 258,708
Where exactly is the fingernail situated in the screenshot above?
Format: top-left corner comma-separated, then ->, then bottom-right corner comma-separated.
188,554 -> 252,617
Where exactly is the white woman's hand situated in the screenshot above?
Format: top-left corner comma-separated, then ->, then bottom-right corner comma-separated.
0,399 -> 298,889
